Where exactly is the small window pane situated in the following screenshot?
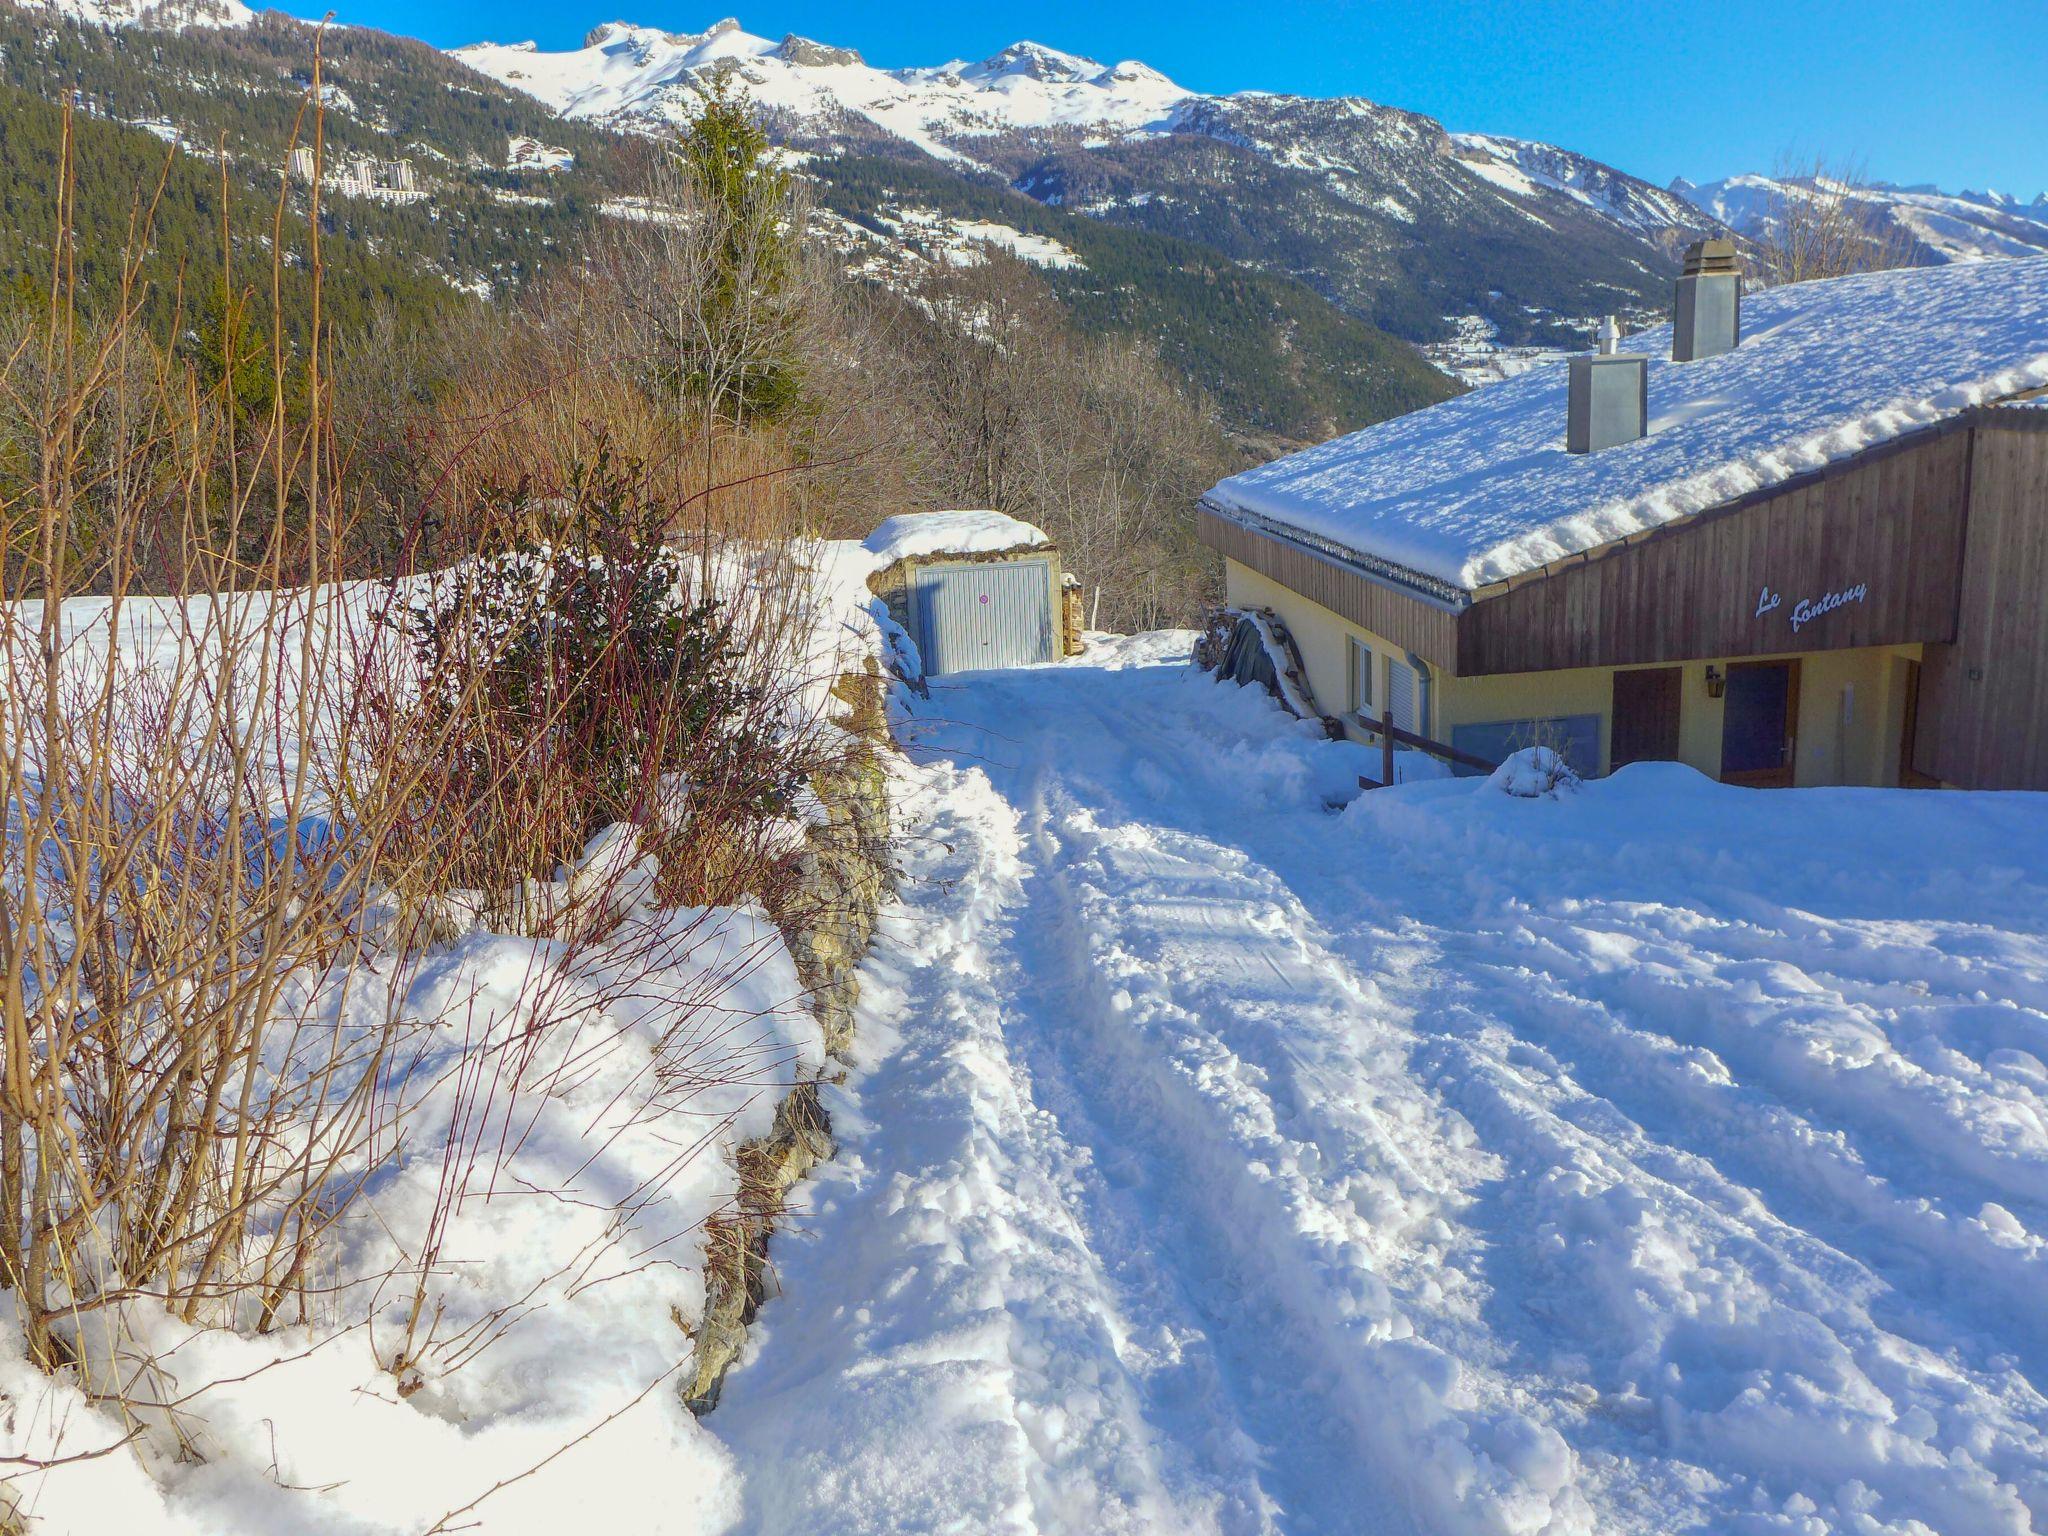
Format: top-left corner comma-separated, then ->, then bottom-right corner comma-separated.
1349,638 -> 1374,714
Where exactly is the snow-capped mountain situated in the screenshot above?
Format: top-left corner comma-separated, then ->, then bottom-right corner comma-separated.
17,0 -> 250,29
452,18 -> 1711,348
1676,174 -> 2048,264
452,21 -> 1193,166
1452,133 -> 1700,236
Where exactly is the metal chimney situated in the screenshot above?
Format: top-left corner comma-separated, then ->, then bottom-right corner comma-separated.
1673,237 -> 1741,362
1567,315 -> 1646,453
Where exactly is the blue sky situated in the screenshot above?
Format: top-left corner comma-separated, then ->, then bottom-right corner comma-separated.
299,0 -> 2047,195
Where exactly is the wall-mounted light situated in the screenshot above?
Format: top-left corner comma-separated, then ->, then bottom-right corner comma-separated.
1704,665 -> 1725,699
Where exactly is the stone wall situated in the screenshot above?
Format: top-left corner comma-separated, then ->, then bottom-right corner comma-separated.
682,663 -> 895,1413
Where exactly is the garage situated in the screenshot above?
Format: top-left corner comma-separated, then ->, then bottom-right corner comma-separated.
864,511 -> 1079,679
909,557 -> 1055,673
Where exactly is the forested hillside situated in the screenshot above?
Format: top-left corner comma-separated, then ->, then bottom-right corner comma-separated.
0,7 -> 633,338
815,153 -> 1458,442
0,81 -> 470,341
0,4 -> 1464,447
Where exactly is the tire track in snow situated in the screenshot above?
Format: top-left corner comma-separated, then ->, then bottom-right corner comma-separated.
709,749 -> 1277,1536
1434,932 -> 2048,1392
1255,783 -> 2048,1532
1003,787 -> 1586,1536
894,657 -> 1598,1536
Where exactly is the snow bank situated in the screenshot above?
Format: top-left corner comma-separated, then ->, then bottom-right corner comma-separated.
0,552 -> 886,1535
1209,255 -> 2048,589
1485,744 -> 1580,797
861,509 -> 1049,565
0,902 -> 815,1536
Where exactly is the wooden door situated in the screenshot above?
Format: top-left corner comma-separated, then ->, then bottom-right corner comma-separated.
1610,666 -> 1683,771
1720,659 -> 1802,787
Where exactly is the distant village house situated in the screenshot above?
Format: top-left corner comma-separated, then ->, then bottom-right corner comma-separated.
1201,247 -> 2048,790
506,135 -> 575,172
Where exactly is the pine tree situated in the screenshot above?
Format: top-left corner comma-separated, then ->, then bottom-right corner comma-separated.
670,72 -> 804,425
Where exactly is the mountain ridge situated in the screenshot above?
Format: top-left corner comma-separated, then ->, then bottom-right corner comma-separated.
446,15 -> 1713,349
1674,172 -> 2048,264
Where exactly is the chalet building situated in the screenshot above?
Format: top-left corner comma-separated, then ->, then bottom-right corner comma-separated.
1200,250 -> 2048,790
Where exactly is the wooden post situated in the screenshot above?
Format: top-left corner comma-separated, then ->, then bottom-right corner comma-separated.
1381,704 -> 1396,789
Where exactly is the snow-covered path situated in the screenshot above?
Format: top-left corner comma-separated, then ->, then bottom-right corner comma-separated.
710,635 -> 2048,1536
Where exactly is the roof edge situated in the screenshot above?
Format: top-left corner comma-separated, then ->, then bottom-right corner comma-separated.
1199,497 -> 1471,611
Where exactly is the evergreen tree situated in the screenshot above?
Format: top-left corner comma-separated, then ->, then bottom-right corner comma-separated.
189,279 -> 277,422
671,73 -> 804,425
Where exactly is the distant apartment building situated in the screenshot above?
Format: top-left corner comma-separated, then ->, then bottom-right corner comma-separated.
327,157 -> 423,201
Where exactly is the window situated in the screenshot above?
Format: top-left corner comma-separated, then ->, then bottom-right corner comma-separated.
1450,714 -> 1602,779
1348,637 -> 1375,716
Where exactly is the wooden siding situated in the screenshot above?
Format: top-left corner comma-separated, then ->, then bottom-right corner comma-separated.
1914,414 -> 2048,788
1456,425 -> 1975,676
1198,506 -> 1460,667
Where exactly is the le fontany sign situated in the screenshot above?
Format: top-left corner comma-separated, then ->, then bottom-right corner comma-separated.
1754,580 -> 1870,634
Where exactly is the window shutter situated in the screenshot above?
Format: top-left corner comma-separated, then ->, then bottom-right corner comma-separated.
1388,656 -> 1420,735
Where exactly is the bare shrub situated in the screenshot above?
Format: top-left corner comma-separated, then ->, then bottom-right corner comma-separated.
0,109 -> 445,1457
1751,154 -> 1917,287
0,82 -> 856,1487
880,254 -> 1235,631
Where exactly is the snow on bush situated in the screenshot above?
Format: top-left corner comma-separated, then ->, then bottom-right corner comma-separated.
1486,744 -> 1581,798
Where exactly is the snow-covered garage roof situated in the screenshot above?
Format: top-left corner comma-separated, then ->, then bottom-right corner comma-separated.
863,510 -> 1050,565
1206,255 -> 2048,594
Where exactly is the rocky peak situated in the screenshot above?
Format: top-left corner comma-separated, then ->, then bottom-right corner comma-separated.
775,33 -> 863,68
968,41 -> 1100,84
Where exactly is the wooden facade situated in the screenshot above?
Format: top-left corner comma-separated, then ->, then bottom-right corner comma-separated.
1201,405 -> 2048,791
1913,411 -> 2048,788
1456,423 -> 1975,676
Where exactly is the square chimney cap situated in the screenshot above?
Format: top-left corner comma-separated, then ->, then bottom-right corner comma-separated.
1683,237 -> 1742,277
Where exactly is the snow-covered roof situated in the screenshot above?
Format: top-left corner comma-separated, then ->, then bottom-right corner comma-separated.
1207,256 -> 2048,593
863,510 -> 1050,566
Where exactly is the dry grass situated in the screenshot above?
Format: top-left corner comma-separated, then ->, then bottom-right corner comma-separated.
0,77 -> 866,1484
0,101 -> 447,1465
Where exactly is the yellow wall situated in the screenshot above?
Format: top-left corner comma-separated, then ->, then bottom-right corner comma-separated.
1224,561 -> 1436,737
1222,557 -> 1921,786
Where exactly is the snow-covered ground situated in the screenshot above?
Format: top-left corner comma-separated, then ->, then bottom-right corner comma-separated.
0,555 -> 876,1535
11,601 -> 2048,1533
708,634 -> 2048,1535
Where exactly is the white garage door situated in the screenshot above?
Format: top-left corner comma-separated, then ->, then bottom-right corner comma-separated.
912,559 -> 1055,676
